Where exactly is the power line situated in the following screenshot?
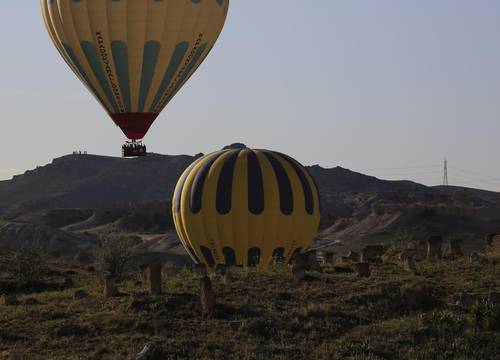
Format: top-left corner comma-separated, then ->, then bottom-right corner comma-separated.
357,164 -> 441,172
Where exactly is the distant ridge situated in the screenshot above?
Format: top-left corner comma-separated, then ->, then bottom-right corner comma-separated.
0,149 -> 427,214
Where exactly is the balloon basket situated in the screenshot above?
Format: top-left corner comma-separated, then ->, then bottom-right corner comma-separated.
122,141 -> 147,158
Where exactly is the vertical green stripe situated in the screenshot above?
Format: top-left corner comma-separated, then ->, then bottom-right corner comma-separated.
150,42 -> 189,112
138,41 -> 161,113
155,43 -> 208,112
111,41 -> 131,112
80,41 -> 119,112
62,42 -> 106,108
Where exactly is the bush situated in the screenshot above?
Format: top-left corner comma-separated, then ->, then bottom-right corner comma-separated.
9,241 -> 48,284
94,236 -> 136,281
470,301 -> 500,331
423,311 -> 465,337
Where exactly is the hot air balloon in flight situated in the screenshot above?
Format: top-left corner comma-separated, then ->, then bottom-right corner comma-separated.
172,148 -> 321,268
41,0 -> 229,157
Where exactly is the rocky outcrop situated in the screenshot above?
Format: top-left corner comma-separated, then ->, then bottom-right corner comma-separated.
0,221 -> 95,256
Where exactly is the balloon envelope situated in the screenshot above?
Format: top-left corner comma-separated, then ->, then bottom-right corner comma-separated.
172,149 -> 321,267
41,0 -> 229,140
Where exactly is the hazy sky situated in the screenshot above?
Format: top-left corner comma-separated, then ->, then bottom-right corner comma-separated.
2,1 -> 500,190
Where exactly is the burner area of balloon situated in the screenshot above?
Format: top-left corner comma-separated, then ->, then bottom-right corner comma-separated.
122,141 -> 147,158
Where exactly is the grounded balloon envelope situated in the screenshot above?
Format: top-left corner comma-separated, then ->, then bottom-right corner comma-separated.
172,149 -> 321,268
41,0 -> 229,141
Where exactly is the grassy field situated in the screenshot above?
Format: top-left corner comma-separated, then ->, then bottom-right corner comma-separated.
1,250 -> 500,360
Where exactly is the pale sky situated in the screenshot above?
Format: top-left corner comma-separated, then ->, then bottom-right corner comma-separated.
1,1 -> 500,191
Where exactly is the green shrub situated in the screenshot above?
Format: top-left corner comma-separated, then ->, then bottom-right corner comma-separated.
9,241 -> 48,285
470,300 -> 500,331
94,236 -> 136,281
423,311 -> 465,337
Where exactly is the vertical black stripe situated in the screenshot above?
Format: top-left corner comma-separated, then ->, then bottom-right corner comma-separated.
272,248 -> 285,262
247,150 -> 265,215
248,247 -> 261,267
216,150 -> 240,215
288,248 -> 303,265
190,151 -> 227,214
174,156 -> 206,213
200,246 -> 216,267
263,151 -> 294,215
275,152 -> 314,215
187,246 -> 202,264
223,247 -> 237,266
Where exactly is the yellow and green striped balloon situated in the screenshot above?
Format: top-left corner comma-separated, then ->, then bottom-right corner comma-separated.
173,148 -> 321,268
41,0 -> 229,140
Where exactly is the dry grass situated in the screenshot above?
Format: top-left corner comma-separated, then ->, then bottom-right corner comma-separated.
1,250 -> 500,359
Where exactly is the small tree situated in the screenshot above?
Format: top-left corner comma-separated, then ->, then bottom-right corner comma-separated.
94,235 -> 136,282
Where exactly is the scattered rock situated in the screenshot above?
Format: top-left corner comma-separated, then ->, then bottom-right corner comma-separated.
3,294 -> 20,306
354,262 -> 371,278
136,343 -> 164,360
74,290 -> 89,300
200,276 -> 216,317
24,298 -> 42,306
360,245 -> 385,262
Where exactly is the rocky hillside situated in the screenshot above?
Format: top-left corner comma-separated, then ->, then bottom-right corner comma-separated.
1,148 -> 500,254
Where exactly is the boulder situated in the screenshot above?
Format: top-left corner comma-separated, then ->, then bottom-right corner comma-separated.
136,343 -> 163,360
354,262 -> 371,278
360,245 -> 385,262
24,298 -> 42,306
3,294 -> 20,306
74,290 -> 89,300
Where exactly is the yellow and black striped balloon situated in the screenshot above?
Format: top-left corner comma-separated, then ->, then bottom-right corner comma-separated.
172,148 -> 321,267
41,0 -> 229,140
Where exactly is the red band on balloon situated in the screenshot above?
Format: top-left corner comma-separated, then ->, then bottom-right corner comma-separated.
109,113 -> 159,140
